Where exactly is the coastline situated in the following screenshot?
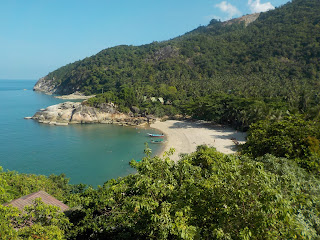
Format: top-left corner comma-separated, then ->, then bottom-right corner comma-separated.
27,97 -> 246,162
150,120 -> 246,162
54,92 -> 96,100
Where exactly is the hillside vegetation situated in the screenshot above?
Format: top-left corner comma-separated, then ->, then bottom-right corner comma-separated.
37,0 -> 320,129
4,0 -> 319,238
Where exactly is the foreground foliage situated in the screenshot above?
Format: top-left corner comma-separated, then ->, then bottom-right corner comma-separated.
243,115 -> 320,174
65,147 -> 320,239
0,168 -> 76,239
0,199 -> 70,239
1,146 -> 320,239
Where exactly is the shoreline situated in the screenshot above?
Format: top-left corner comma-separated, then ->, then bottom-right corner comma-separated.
54,92 -> 96,100
150,120 -> 246,162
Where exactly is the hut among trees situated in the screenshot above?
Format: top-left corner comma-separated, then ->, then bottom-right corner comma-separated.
3,191 -> 69,212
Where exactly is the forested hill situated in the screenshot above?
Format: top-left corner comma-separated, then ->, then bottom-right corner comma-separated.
4,1 -> 320,238
35,0 -> 320,127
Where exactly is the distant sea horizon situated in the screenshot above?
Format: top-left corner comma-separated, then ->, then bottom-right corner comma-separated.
0,79 -> 162,187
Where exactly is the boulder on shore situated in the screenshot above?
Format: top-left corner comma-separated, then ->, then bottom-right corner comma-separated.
30,102 -> 154,126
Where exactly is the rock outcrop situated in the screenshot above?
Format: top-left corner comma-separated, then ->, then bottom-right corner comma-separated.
30,102 -> 154,126
33,77 -> 80,95
33,77 -> 58,95
223,13 -> 260,27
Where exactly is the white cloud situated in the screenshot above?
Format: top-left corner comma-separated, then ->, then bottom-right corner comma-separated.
248,0 -> 275,13
215,1 -> 241,20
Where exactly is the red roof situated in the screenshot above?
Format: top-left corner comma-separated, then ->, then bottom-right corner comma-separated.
3,191 -> 69,212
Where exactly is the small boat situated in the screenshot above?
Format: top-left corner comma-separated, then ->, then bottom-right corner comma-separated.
151,139 -> 164,144
148,133 -> 164,137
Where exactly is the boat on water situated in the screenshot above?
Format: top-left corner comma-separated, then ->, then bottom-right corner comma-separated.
151,139 -> 164,144
148,133 -> 164,137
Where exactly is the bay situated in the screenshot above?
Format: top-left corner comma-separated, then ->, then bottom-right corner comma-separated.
0,80 -> 162,187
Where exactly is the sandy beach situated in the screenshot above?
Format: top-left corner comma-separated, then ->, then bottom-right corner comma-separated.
55,92 -> 96,100
150,120 -> 246,162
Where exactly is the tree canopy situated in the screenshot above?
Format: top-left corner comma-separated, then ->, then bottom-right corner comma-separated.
35,0 -> 320,130
5,0 -> 320,238
1,146 -> 320,239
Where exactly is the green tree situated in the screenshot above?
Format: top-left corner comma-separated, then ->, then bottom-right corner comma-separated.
66,146 -> 320,239
17,198 -> 70,239
242,115 -> 320,173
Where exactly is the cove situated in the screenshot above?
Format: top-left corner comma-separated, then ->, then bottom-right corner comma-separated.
0,80 -> 162,187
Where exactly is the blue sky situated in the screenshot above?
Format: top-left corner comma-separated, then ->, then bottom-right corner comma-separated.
0,0 -> 290,80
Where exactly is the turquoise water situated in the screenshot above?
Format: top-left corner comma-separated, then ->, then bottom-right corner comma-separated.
0,80 -> 162,187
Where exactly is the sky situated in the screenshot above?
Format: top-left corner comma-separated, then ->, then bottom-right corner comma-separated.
0,0 -> 290,80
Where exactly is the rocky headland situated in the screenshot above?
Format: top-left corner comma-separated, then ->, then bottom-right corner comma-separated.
33,77 -> 81,95
33,77 -> 59,95
28,102 -> 154,126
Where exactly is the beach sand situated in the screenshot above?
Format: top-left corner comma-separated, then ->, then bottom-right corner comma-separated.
150,120 -> 246,162
55,92 -> 96,100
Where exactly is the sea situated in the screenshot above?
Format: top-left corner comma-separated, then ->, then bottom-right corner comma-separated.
0,80 -> 163,187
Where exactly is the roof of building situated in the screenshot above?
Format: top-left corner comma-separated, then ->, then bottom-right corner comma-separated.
3,191 -> 69,212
